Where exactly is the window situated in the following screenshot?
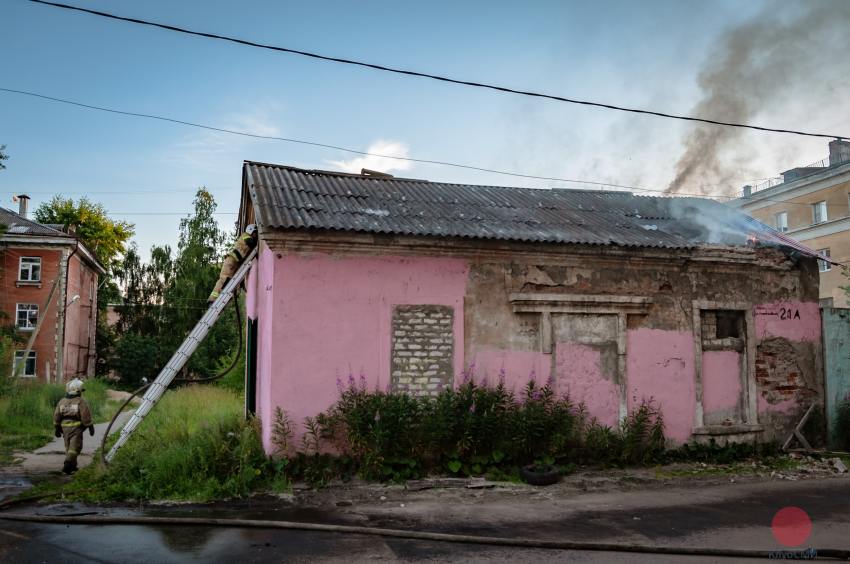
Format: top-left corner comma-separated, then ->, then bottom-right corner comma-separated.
18,256 -> 41,282
15,303 -> 38,330
818,249 -> 831,272
774,211 -> 788,232
13,351 -> 36,377
812,201 -> 828,224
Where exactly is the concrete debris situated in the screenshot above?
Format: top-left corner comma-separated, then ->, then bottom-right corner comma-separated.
831,458 -> 848,474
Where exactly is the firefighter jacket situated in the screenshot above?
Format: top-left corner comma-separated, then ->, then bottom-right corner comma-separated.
228,233 -> 257,263
54,395 -> 93,429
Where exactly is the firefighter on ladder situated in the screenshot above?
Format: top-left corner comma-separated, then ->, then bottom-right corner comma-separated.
208,224 -> 258,303
53,378 -> 94,474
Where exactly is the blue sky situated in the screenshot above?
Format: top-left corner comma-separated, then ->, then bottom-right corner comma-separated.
1,0 -> 847,256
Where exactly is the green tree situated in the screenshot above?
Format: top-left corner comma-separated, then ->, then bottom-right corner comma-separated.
0,145 -> 8,170
34,196 -> 134,271
113,188 -> 242,386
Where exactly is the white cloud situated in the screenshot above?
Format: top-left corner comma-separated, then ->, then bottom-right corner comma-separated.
328,140 -> 412,175
163,108 -> 283,172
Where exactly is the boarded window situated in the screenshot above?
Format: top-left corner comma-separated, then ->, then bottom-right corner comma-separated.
391,305 -> 454,397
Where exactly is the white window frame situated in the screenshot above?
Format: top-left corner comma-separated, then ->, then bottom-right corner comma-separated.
13,351 -> 36,378
774,211 -> 788,232
15,303 -> 38,330
812,201 -> 828,224
818,249 -> 832,272
18,256 -> 42,282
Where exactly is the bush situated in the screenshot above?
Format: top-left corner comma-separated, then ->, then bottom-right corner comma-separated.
72,386 -> 270,501
299,374 -> 667,483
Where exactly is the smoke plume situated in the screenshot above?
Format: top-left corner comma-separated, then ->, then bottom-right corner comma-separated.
666,1 -> 850,195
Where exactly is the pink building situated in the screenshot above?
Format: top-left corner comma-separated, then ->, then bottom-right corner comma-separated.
1,197 -> 105,382
237,162 -> 825,451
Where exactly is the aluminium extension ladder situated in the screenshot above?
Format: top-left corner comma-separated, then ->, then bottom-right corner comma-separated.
105,247 -> 258,463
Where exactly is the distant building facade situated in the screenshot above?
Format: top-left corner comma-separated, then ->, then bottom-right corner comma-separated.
0,197 -> 105,382
731,140 -> 850,307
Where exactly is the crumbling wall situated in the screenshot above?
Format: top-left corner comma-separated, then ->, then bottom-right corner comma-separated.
463,246 -> 822,445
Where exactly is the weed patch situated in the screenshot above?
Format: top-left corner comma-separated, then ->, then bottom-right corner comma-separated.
68,386 -> 273,502
278,376 -> 666,486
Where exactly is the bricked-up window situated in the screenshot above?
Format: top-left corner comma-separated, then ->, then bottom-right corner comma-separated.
16,303 -> 38,330
391,305 -> 454,397
18,257 -> 41,282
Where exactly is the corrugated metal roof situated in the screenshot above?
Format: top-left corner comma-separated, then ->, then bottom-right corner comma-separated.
243,162 -> 811,252
0,207 -> 70,237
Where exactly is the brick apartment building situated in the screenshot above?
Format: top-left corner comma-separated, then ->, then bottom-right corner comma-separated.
0,196 -> 105,382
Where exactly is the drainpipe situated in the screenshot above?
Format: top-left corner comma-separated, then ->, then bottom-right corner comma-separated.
57,242 -> 79,382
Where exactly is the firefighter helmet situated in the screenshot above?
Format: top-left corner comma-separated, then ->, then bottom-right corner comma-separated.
66,378 -> 85,395
245,224 -> 257,237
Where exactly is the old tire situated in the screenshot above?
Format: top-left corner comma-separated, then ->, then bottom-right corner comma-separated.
520,464 -> 560,486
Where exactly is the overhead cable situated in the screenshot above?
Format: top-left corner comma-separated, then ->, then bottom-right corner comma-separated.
0,87 -> 843,208
26,0 -> 848,140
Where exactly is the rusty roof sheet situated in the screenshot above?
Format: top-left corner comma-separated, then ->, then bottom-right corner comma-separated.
243,162 -> 797,251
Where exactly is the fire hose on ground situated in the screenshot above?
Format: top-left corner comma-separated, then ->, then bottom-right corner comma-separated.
0,511 -> 846,560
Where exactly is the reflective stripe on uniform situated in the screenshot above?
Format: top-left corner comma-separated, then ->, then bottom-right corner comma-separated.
230,249 -> 243,262
61,420 -> 81,427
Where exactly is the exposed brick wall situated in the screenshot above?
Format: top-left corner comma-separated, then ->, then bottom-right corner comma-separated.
0,246 -> 64,381
755,338 -> 816,404
391,305 -> 454,396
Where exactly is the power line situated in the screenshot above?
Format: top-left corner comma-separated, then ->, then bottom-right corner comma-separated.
26,0 -> 848,141
1,187 -> 233,195
0,87 -> 842,209
0,86 -> 664,193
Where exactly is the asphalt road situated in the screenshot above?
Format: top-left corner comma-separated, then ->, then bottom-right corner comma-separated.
1,478 -> 848,563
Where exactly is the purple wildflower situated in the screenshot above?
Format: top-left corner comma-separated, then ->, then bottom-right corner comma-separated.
532,389 -> 543,401
359,370 -> 367,391
461,368 -> 471,385
336,376 -> 344,395
348,370 -> 356,389
546,371 -> 555,389
498,366 -> 507,386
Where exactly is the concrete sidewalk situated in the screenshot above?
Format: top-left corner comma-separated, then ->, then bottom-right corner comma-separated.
13,410 -> 133,475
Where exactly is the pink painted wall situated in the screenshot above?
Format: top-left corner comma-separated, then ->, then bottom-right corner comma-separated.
260,251 -> 469,451
758,395 -> 797,415
555,343 -> 619,427
701,350 -> 742,415
754,301 -> 821,343
471,348 -> 551,393
626,329 -> 696,443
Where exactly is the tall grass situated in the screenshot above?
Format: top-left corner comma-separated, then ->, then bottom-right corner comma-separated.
0,378 -> 108,462
72,386 -> 269,501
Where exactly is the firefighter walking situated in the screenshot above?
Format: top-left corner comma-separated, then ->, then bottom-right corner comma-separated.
208,224 -> 258,303
53,378 -> 94,475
